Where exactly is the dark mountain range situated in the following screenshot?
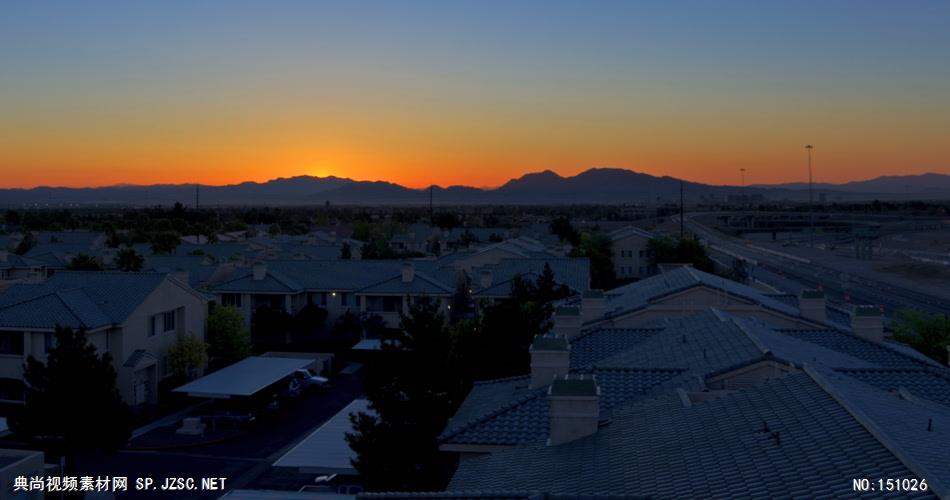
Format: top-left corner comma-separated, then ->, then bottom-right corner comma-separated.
754,172 -> 950,194
1,169 -> 947,207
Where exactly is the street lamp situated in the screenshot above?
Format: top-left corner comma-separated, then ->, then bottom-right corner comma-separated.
805,145 -> 814,246
739,168 -> 746,208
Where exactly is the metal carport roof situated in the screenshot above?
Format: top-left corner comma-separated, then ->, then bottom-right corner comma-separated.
173,356 -> 314,399
273,398 -> 372,474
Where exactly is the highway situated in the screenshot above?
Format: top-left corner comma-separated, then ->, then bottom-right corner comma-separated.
679,213 -> 950,318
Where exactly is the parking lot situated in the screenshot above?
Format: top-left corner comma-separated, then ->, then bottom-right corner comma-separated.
72,364 -> 365,499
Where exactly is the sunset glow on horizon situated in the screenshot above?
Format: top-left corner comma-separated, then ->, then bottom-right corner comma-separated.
2,1 -> 949,190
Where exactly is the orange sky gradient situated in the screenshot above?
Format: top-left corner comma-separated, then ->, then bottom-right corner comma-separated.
2,2 -> 948,190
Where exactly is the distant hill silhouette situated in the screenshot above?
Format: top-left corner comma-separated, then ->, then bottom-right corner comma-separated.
2,169 -> 948,206
755,172 -> 950,194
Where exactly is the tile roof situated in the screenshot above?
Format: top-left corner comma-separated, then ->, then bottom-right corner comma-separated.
441,368 -> 683,446
471,258 -> 590,297
810,366 -> 950,497
448,372 -> 933,498
210,260 -> 432,293
567,327 -> 661,369
594,311 -> 766,372
443,309 -> 948,451
358,272 -> 453,295
211,268 -> 303,293
836,367 -> 950,406
607,225 -> 654,241
0,272 -> 170,329
775,328 -> 937,369
599,266 -> 800,322
143,255 -> 218,286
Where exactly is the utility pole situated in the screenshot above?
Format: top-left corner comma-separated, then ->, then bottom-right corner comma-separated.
195,183 -> 200,211
739,168 -> 746,207
679,179 -> 684,240
429,185 -> 434,223
806,145 -> 814,246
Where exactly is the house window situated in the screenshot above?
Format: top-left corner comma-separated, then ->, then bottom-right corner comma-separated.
0,332 -> 24,355
222,294 -> 242,308
341,293 -> 349,307
163,310 -> 176,333
319,292 -> 328,306
44,332 -> 57,354
149,310 -> 178,337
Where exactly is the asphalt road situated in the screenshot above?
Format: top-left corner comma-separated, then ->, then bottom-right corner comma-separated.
72,365 -> 365,499
682,213 -> 950,318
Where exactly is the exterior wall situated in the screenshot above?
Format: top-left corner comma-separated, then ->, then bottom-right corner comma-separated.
117,278 -> 208,405
315,291 -> 360,328
3,268 -> 45,283
612,233 -> 651,279
358,294 -> 450,328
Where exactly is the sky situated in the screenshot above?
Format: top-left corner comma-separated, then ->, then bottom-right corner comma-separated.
2,1 -> 949,189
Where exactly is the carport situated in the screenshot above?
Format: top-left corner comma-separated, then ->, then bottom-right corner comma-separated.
174,356 -> 316,399
273,398 -> 372,476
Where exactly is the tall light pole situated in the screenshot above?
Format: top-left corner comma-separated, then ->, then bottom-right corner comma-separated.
740,168 -> 746,205
805,145 -> 814,246
679,179 -> 684,240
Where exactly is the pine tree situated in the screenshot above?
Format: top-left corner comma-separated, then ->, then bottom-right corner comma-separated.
9,326 -> 132,469
346,298 -> 461,491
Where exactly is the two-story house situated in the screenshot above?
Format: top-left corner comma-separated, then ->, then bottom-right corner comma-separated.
609,225 -> 655,280
0,272 -> 208,406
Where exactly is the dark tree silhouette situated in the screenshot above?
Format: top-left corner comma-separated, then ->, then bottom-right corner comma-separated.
14,231 -> 36,255
346,298 -> 462,491
66,253 -> 102,271
893,310 -> 950,365
9,326 -> 132,476
550,216 -> 581,246
207,305 -> 251,368
116,247 -> 145,272
647,236 -> 714,273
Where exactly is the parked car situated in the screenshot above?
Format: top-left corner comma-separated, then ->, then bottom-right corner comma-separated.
292,368 -> 330,390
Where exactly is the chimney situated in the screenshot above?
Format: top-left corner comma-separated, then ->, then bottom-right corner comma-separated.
401,261 -> 415,283
252,262 -> 267,281
798,289 -> 826,324
479,269 -> 493,289
548,374 -> 600,446
851,305 -> 884,342
530,335 -> 570,389
552,306 -> 582,340
581,290 -> 606,323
